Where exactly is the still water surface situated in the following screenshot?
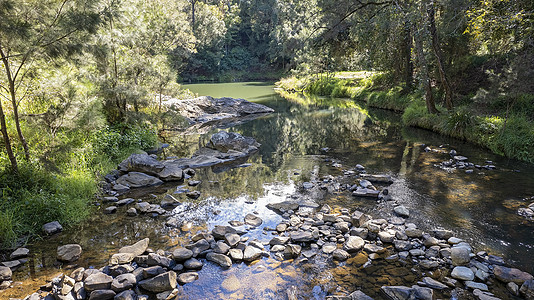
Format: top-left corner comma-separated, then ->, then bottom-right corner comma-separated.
2,82 -> 533,299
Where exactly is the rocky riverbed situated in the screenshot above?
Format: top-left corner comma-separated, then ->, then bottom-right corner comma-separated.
6,149 -> 534,300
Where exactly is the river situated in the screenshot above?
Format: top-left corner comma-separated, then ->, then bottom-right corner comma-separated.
2,82 -> 533,299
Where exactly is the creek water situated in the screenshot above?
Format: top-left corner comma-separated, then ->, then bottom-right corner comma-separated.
2,82 -> 533,299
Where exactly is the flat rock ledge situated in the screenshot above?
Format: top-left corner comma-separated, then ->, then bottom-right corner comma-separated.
102,131 -> 261,195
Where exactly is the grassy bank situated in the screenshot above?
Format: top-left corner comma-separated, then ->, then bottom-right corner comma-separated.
0,126 -> 157,248
276,72 -> 534,163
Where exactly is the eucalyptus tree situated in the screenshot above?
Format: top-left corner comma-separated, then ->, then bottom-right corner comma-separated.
0,0 -> 100,171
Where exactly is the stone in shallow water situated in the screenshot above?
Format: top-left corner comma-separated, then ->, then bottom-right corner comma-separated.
343,236 -> 364,252
422,277 -> 448,290
177,272 -> 198,285
206,253 -> 232,268
57,244 -> 82,262
380,286 -> 412,300
84,273 -> 113,292
394,206 -> 410,218
0,266 -> 12,281
221,274 -> 241,292
244,213 -> 263,227
493,265 -> 534,284
10,248 -> 29,260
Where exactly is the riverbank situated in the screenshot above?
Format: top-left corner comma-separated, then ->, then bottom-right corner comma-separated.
276,72 -> 534,163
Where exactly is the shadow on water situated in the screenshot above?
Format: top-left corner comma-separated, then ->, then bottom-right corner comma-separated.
3,82 -> 534,299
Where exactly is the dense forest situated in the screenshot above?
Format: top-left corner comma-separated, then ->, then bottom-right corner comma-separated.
0,0 -> 533,245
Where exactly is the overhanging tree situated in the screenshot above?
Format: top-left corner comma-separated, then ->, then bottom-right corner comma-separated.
0,0 -> 100,171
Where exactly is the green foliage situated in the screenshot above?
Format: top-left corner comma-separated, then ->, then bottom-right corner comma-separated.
92,126 -> 158,162
0,164 -> 97,247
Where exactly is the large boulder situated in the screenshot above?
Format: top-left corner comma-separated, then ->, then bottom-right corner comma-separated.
207,131 -> 260,153
118,154 -> 165,175
116,172 -> 163,188
57,244 -> 82,262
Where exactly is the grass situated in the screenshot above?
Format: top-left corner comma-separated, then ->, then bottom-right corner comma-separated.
0,125 -> 158,247
276,72 -> 534,163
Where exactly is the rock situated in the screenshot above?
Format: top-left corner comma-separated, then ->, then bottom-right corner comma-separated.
114,290 -> 138,300
432,229 -> 453,239
0,266 -> 12,281
473,289 -> 501,300
244,214 -> 263,227
186,191 -> 201,199
104,206 -> 117,214
466,281 -> 489,291
333,249 -> 350,261
43,221 -> 63,235
243,246 -> 263,262
10,248 -> 29,260
364,244 -> 385,253
126,208 -> 137,216
380,286 -> 412,300
352,188 -> 380,198
394,206 -> 410,218
186,239 -> 210,256
177,272 -> 198,285
157,164 -> 183,181
119,238 -> 150,257
143,266 -> 165,278
520,279 -> 534,299
84,272 -> 114,292
212,225 -> 240,239
111,273 -> 136,292
225,233 -> 241,247
266,201 -> 299,213
116,172 -> 163,188
207,131 -> 260,153
172,248 -> 193,262
139,271 -> 177,292
184,258 -> 203,270
161,195 -> 180,207
378,231 -> 395,243
89,289 -> 116,300
283,244 -> 302,259
451,247 -> 470,266
229,249 -> 243,261
221,274 -> 241,292
451,266 -> 475,281
276,223 -> 289,232
419,260 -> 439,269
422,277 -> 447,289
116,198 -> 135,206
493,266 -> 533,284
109,253 -> 135,265
118,154 -> 164,175
349,290 -> 374,300
360,174 -> 393,184
343,236 -> 365,252
322,244 -> 337,254
206,253 -> 232,268
166,96 -> 273,124
290,231 -> 314,242
57,244 -> 82,262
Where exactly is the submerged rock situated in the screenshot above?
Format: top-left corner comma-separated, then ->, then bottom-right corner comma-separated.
57,244 -> 82,262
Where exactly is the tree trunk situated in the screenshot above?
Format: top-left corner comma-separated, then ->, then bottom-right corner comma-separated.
403,22 -> 414,91
1,50 -> 30,161
191,0 -> 197,32
0,99 -> 18,172
427,0 -> 453,110
413,24 -> 438,114
8,80 -> 30,161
